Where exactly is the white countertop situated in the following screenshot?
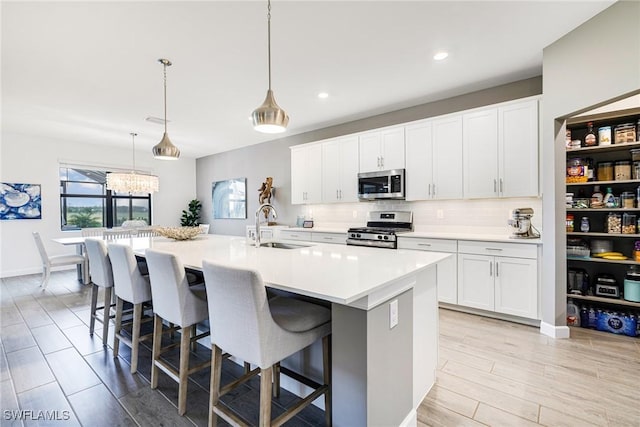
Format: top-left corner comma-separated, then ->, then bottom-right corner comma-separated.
128,234 -> 450,306
400,231 -> 543,244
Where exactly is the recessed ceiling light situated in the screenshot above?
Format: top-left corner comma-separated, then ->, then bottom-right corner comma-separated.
433,51 -> 449,61
318,92 -> 329,99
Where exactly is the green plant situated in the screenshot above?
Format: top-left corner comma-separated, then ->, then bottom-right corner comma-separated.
180,199 -> 201,226
69,207 -> 102,228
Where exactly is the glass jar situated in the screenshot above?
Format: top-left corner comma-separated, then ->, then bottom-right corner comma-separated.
566,158 -> 588,183
622,191 -> 635,208
598,126 -> 612,146
631,148 -> 640,161
615,160 -> 631,180
597,161 -> 614,181
580,217 -> 590,232
606,212 -> 621,233
566,214 -> 575,232
633,161 -> 640,180
622,213 -> 637,234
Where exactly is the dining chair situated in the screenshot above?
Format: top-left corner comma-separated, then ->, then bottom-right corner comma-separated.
104,229 -> 133,240
202,261 -> 332,427
81,227 -> 106,237
107,243 -> 153,374
84,238 -> 115,346
121,219 -> 148,228
136,227 -> 160,237
32,231 -> 87,289
145,249 -> 210,416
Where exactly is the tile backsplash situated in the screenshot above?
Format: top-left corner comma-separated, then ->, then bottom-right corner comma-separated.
296,197 -> 543,235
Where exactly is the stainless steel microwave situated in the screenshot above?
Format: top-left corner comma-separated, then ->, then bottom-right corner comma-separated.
357,169 -> 405,200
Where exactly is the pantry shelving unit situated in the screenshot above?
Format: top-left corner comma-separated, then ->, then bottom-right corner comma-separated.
566,107 -> 640,335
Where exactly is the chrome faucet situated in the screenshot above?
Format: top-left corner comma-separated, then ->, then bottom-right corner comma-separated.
255,203 -> 277,248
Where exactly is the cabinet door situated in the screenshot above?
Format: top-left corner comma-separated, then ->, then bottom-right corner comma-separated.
432,115 -> 463,200
463,108 -> 499,198
305,144 -> 323,204
338,136 -> 359,202
381,127 -> 405,170
290,148 -> 307,205
457,253 -> 494,311
499,99 -> 539,198
405,121 -> 433,201
437,254 -> 457,304
359,131 -> 381,173
494,256 -> 538,319
321,140 -> 340,203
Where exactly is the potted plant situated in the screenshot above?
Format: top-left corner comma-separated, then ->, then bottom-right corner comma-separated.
180,199 -> 201,227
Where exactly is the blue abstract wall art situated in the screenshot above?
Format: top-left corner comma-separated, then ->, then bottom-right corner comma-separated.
0,183 -> 42,220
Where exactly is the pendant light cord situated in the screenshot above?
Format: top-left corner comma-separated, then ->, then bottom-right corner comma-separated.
267,0 -> 272,91
131,132 -> 138,173
163,63 -> 168,134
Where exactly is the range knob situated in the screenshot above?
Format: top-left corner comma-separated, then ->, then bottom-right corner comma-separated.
356,233 -> 361,238
377,235 -> 382,239
383,236 -> 389,240
350,233 -> 356,238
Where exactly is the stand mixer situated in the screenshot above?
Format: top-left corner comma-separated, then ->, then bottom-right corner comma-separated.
508,208 -> 540,239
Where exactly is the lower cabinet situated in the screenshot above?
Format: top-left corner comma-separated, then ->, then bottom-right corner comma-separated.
279,229 -> 346,244
457,241 -> 538,319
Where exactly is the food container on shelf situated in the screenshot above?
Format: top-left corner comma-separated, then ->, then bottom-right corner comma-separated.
622,213 -> 637,234
590,239 -> 613,255
566,214 -> 575,232
623,265 -> 640,302
574,198 -> 590,209
567,238 -> 590,258
606,212 -> 622,233
615,160 -> 631,180
633,162 -> 640,179
568,140 -> 582,150
631,148 -> 640,161
598,126 -> 612,146
566,158 -> 588,183
621,191 -> 635,208
597,161 -> 614,181
614,123 -> 637,144
566,192 -> 574,208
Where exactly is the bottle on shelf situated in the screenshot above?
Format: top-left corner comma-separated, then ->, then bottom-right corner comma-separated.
603,187 -> 616,208
583,122 -> 598,147
580,216 -> 590,232
591,185 -> 604,208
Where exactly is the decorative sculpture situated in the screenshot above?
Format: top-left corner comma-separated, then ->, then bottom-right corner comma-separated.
258,177 -> 274,220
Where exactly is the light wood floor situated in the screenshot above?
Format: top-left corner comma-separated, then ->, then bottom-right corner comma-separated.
2,270 -> 639,426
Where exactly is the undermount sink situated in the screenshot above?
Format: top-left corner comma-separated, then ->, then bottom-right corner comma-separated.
259,241 -> 312,249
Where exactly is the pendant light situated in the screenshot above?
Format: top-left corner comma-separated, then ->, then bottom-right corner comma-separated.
251,0 -> 289,133
107,133 -> 159,194
152,58 -> 180,160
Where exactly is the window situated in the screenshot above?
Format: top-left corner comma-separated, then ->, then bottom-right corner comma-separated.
59,167 -> 152,230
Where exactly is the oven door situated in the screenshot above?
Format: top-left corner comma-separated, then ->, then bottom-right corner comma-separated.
358,169 -> 405,200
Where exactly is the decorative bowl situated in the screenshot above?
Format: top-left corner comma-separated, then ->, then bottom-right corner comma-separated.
156,226 -> 201,241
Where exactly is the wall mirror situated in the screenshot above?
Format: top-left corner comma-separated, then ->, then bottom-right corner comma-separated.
212,178 -> 246,219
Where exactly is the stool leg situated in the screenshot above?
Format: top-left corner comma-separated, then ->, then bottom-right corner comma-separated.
130,303 -> 142,374
89,284 -> 99,336
323,335 -> 332,427
178,326 -> 190,415
101,287 -> 112,346
151,314 -> 163,389
208,345 -> 223,427
113,297 -> 123,357
259,366 -> 273,427
191,324 -> 197,352
272,362 -> 281,398
244,362 -> 251,375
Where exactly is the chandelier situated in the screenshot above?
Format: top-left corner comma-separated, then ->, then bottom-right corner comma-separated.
107,133 -> 159,194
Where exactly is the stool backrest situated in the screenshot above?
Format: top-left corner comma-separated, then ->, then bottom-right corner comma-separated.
107,243 -> 151,304
32,231 -> 49,265
202,261 -> 273,366
104,229 -> 132,240
84,238 -> 113,288
145,249 -> 205,327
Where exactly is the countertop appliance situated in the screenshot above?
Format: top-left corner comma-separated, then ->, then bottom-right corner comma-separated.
357,169 -> 405,201
346,211 -> 413,249
507,207 -> 540,239
594,274 -> 620,298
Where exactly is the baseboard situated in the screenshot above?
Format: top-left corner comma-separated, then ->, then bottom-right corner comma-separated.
399,409 -> 417,427
0,265 -> 76,279
540,321 -> 570,339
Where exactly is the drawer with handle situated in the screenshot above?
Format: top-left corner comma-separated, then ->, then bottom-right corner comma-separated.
279,230 -> 312,241
457,240 -> 537,259
311,232 -> 347,244
397,237 -> 457,253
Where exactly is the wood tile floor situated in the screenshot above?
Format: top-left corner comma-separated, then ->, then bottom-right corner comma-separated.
2,270 -> 639,426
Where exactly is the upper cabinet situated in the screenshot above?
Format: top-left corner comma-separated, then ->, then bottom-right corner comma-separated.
359,126 -> 405,173
405,115 -> 463,201
290,143 -> 322,205
463,98 -> 539,199
322,136 -> 359,203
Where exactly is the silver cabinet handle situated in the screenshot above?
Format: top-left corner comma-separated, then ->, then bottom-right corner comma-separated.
323,237 -> 332,240
489,262 -> 493,276
417,243 -> 431,247
499,178 -> 503,194
336,189 -> 339,199
381,156 -> 384,168
486,248 -> 503,252
433,183 -> 436,197
428,183 -> 431,197
339,189 -> 342,199
496,261 -> 499,277
493,179 -> 497,193
377,157 -> 380,168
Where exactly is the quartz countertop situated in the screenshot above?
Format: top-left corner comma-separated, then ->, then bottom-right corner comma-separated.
131,234 -> 450,306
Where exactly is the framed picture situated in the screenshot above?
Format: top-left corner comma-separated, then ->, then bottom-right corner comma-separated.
0,183 -> 42,220
212,178 -> 246,219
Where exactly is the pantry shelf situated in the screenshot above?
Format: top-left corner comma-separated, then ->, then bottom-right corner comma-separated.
566,140 -> 640,155
567,294 -> 640,309
567,231 -> 640,238
566,178 -> 640,187
566,208 -> 640,212
567,256 -> 640,265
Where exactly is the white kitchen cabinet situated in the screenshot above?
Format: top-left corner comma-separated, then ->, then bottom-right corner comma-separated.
290,143 -> 322,204
359,126 -> 405,173
462,98 -> 539,199
457,240 -> 538,319
405,116 -> 463,201
398,237 -> 457,304
279,230 -> 312,241
322,136 -> 359,203
311,232 -> 347,244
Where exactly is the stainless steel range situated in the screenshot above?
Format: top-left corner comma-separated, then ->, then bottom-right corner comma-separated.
346,211 -> 413,249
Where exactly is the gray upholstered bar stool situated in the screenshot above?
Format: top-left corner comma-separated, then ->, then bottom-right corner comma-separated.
202,261 -> 332,427
107,243 -> 153,374
145,249 -> 211,416
84,238 -> 115,346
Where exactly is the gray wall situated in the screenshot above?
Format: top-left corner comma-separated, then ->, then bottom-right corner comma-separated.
542,1 -> 640,329
196,76 -> 542,235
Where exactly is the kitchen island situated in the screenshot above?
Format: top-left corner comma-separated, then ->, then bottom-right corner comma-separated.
128,234 -> 450,427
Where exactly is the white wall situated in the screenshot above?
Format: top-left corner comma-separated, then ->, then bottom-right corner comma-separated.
0,132 -> 196,278
542,1 -> 640,332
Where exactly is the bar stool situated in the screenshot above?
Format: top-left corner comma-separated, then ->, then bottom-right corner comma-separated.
145,249 -> 210,416
84,238 -> 115,346
202,261 -> 332,427
107,243 -> 153,374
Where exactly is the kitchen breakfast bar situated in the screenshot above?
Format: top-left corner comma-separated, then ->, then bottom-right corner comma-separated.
122,234 -> 450,426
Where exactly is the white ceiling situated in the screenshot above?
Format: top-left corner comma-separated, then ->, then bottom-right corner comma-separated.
2,1 -> 615,159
